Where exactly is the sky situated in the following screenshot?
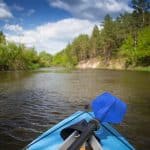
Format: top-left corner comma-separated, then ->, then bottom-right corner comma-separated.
0,0 -> 133,54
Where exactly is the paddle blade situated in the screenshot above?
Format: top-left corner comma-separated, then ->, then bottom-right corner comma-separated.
91,92 -> 127,123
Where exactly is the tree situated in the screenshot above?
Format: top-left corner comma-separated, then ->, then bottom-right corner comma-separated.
101,15 -> 117,63
132,0 -> 150,26
64,44 -> 77,67
0,31 -> 6,44
120,35 -> 136,66
136,26 -> 150,66
0,32 -> 54,70
120,26 -> 150,66
7,43 -> 25,70
0,44 -> 9,70
72,34 -> 90,61
39,51 -> 52,67
23,48 -> 39,69
90,25 -> 100,57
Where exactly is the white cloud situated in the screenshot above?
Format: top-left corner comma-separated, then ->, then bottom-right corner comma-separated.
49,0 -> 133,21
0,0 -> 13,19
5,18 -> 97,54
12,4 -> 24,11
4,24 -> 23,32
27,9 -> 35,16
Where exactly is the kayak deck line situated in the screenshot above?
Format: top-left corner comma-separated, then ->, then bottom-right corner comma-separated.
86,112 -> 134,150
26,111 -> 85,148
26,111 -> 135,150
99,121 -> 133,150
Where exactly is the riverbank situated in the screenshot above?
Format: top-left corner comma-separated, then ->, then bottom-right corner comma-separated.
76,57 -> 150,72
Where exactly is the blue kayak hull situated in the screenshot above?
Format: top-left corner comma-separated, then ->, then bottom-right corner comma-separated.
26,111 -> 135,150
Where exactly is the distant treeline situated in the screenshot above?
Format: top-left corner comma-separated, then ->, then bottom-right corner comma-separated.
52,0 -> 150,68
0,32 -> 52,71
0,0 -> 150,71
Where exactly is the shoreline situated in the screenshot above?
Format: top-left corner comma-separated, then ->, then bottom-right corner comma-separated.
0,63 -> 150,72
76,58 -> 150,72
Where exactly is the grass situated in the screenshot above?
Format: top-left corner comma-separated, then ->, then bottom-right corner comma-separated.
129,66 -> 150,72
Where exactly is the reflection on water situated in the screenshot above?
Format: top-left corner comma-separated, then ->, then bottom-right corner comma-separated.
0,68 -> 150,150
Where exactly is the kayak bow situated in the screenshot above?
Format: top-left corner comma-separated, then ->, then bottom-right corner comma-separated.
25,111 -> 135,150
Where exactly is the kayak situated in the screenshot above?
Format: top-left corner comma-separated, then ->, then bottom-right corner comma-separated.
25,111 -> 135,150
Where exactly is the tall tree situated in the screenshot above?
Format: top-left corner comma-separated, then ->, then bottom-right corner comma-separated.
132,0 -> 150,26
39,51 -> 52,67
101,15 -> 116,63
0,31 -> 6,44
72,34 -> 90,61
90,25 -> 100,57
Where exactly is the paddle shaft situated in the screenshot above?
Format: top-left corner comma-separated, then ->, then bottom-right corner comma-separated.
67,120 -> 99,150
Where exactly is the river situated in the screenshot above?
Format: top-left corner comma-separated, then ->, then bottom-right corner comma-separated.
0,68 -> 149,150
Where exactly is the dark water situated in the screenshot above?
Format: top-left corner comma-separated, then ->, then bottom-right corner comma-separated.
0,68 -> 149,150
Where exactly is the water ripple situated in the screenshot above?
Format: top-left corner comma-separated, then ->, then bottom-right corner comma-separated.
0,69 -> 150,150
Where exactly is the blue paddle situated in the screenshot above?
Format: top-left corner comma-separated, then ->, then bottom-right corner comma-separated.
91,92 -> 127,123
67,92 -> 127,150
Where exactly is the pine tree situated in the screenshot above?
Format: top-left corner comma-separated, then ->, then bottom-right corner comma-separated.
90,25 -> 100,57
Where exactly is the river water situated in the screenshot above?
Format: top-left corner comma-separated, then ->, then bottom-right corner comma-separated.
0,68 -> 149,150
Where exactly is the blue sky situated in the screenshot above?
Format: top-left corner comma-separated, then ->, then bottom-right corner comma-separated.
0,0 -> 133,54
1,0 -> 72,29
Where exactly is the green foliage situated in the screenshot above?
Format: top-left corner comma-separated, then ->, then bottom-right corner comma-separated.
137,26 -> 150,54
132,0 -> 150,14
120,26 -> 150,66
8,43 -> 26,70
136,26 -> 150,65
120,36 -> 135,56
0,0 -> 150,70
0,44 -> 9,66
0,31 -> 6,44
39,51 -> 52,67
0,31 -> 53,70
132,0 -> 150,27
120,35 -> 137,66
90,25 -> 101,57
52,0 -> 150,68
52,47 -> 77,68
52,51 -> 65,66
64,44 -> 78,67
23,48 -> 39,69
0,42 -> 41,70
72,34 -> 90,61
100,15 -> 118,62
52,34 -> 90,68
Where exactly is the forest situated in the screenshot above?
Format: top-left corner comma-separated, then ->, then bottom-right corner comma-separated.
0,32 -> 52,70
52,0 -> 150,69
0,0 -> 150,71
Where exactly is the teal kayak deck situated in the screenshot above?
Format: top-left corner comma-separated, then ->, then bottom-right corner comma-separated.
26,111 -> 135,150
